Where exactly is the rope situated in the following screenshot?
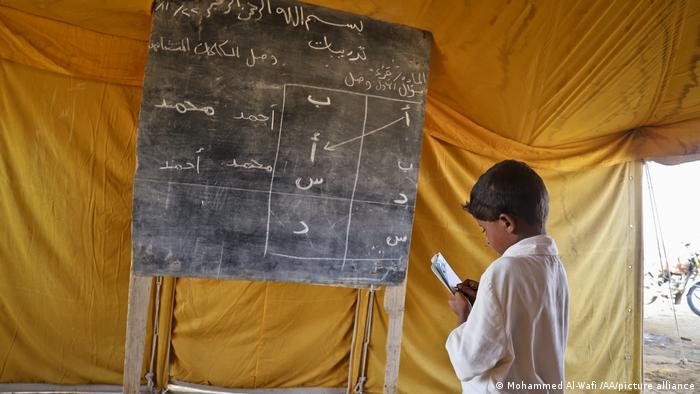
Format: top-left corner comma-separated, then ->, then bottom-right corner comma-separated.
644,162 -> 687,363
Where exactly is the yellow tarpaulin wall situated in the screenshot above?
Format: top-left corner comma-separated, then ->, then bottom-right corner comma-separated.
1,0 -> 699,393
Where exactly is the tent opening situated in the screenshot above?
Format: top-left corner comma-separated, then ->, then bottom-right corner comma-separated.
642,159 -> 700,388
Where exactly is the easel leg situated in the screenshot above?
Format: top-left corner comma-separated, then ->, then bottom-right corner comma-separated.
383,281 -> 407,394
123,274 -> 153,394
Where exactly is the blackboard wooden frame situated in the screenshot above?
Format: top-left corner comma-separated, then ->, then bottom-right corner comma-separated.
124,0 -> 431,392
122,275 -> 408,394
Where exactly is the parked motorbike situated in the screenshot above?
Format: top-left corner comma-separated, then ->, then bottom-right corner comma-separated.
688,280 -> 700,316
644,244 -> 700,317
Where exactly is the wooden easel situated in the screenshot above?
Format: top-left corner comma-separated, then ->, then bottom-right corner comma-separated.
122,272 -> 408,394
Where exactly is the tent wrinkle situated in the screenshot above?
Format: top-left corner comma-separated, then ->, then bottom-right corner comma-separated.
2,2 -> 700,166
0,5 -> 148,87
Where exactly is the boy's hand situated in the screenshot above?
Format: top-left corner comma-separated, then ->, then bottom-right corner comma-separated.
448,292 -> 472,326
455,279 -> 479,305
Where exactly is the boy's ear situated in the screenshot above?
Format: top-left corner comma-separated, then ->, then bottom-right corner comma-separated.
499,213 -> 516,233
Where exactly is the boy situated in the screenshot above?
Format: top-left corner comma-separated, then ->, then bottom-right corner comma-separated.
445,160 -> 569,393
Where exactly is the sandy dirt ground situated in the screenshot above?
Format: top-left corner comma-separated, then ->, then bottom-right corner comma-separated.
643,295 -> 700,393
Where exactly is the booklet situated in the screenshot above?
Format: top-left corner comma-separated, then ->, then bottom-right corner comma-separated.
430,252 -> 462,294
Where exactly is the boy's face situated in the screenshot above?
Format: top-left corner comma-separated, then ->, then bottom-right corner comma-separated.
476,218 -> 514,255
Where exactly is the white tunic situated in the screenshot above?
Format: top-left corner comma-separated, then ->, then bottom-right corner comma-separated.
445,235 -> 569,393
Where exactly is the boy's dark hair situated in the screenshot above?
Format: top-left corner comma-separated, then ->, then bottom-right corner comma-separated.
463,160 -> 549,226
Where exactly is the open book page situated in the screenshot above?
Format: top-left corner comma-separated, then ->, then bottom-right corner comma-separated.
431,252 -> 462,293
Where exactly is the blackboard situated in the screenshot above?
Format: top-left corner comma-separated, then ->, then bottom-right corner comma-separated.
132,0 -> 432,286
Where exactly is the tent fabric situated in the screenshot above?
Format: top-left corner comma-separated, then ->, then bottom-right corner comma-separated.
0,0 -> 694,392
2,1 -> 700,168
169,280 -> 358,388
426,95 -> 700,170
0,58 -> 153,383
0,5 -> 148,87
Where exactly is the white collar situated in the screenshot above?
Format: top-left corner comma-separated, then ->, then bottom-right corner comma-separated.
501,234 -> 559,257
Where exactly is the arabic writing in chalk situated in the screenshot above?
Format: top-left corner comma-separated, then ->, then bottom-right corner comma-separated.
293,221 -> 309,234
309,132 -> 321,163
160,148 -> 205,174
232,105 -> 278,130
344,64 -> 428,98
148,36 -> 278,67
246,48 -> 278,67
222,158 -> 273,172
307,95 -> 331,107
398,160 -> 414,172
193,40 -> 239,57
386,235 -> 408,247
149,36 -> 238,56
295,177 -> 324,190
153,0 -> 364,33
393,193 -> 408,204
308,35 -> 367,62
276,5 -> 364,32
234,112 -> 269,122
155,99 -> 215,116
154,0 -> 271,21
149,37 -> 191,53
